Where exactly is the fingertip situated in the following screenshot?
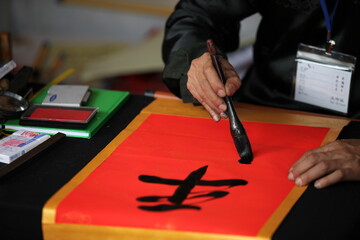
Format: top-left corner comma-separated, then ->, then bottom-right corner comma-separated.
314,181 -> 322,189
295,177 -> 303,186
225,83 -> 235,96
217,89 -> 226,97
212,114 -> 220,122
288,172 -> 294,181
205,105 -> 221,122
218,103 -> 227,112
220,112 -> 228,119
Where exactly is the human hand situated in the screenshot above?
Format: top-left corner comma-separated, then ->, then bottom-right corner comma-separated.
288,139 -> 360,189
187,52 -> 241,122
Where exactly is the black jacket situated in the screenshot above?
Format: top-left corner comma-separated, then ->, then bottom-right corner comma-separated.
162,0 -> 360,118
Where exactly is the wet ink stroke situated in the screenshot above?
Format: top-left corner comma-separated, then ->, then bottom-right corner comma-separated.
137,165 -> 248,211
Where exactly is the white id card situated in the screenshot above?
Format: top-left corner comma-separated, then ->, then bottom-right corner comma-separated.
293,44 -> 356,114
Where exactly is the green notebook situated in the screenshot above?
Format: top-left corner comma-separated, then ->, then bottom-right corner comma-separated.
4,88 -> 130,139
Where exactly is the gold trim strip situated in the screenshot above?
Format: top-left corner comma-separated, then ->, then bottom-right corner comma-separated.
43,223 -> 263,240
257,186 -> 307,238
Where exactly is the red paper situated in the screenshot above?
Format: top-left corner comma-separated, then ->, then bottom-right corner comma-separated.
30,108 -> 92,122
56,114 -> 329,236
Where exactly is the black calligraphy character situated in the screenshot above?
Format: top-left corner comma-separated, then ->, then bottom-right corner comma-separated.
137,165 -> 247,211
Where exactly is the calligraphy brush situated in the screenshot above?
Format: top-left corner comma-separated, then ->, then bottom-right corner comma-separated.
206,39 -> 253,164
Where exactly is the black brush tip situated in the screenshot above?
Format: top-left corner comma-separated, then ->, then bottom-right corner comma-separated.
233,134 -> 253,164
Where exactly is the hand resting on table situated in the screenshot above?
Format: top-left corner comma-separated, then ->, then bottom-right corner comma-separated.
288,139 -> 360,189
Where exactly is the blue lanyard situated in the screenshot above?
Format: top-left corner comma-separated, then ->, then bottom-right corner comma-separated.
320,0 -> 339,53
320,0 -> 339,41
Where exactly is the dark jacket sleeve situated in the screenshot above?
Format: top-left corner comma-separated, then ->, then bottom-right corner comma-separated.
162,0 -> 258,102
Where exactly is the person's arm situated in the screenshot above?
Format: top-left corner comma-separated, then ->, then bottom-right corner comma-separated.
162,0 -> 257,118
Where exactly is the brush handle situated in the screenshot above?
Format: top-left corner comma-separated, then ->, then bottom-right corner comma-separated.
207,46 -> 242,131
207,39 -> 253,163
224,96 -> 245,134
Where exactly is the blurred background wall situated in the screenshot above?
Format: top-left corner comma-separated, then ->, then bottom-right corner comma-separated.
0,0 -> 261,93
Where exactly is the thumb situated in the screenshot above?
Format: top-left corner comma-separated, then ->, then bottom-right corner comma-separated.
225,76 -> 241,96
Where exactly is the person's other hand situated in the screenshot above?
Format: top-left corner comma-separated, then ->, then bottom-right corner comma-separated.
288,139 -> 360,189
187,52 -> 241,121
